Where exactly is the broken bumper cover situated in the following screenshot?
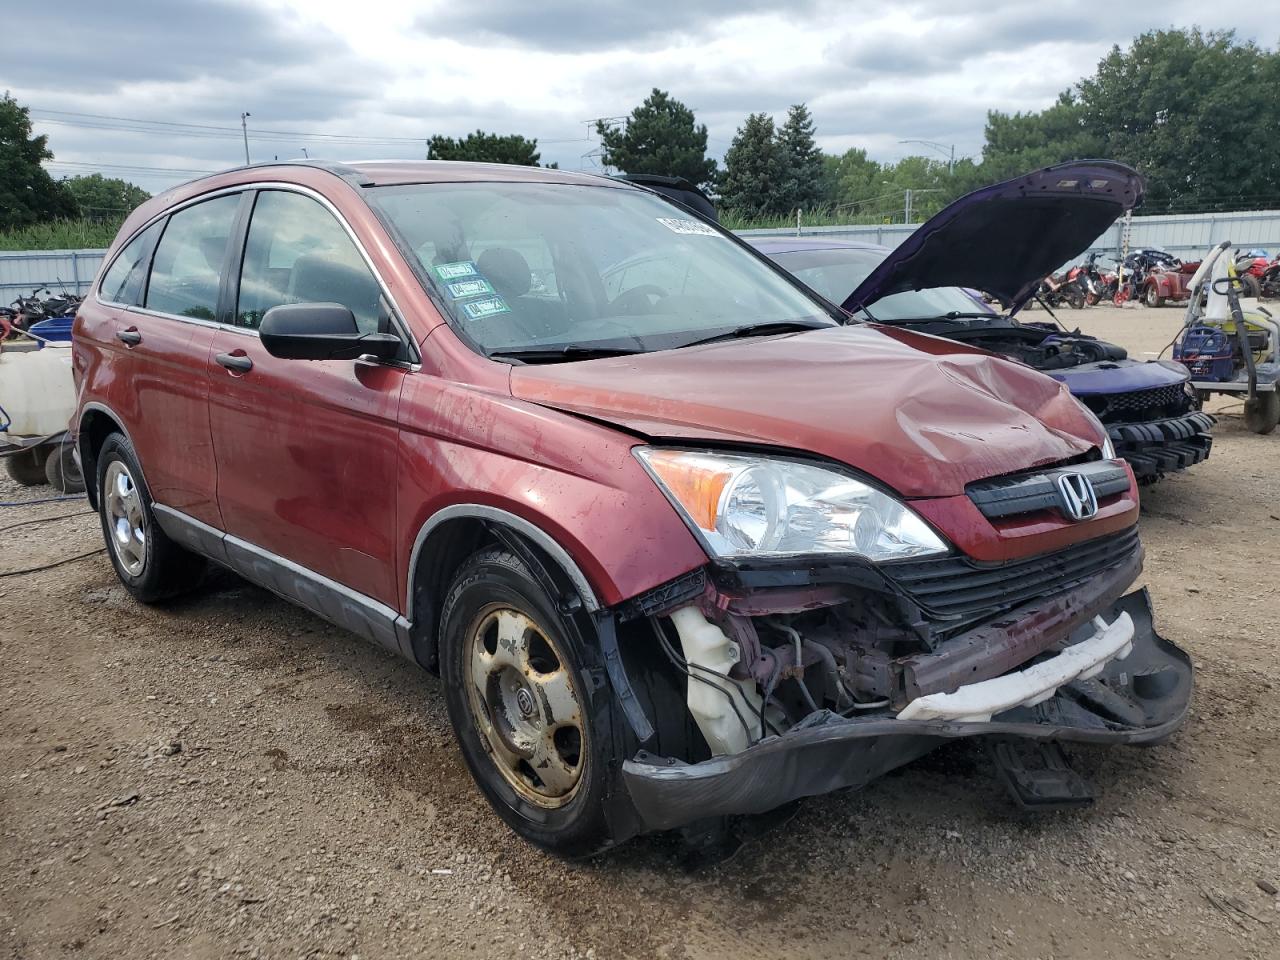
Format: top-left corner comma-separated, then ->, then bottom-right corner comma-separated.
620,589 -> 1190,833
1110,412 -> 1214,479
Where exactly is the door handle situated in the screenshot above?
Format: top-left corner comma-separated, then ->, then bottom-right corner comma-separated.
116,328 -> 141,346
215,352 -> 253,373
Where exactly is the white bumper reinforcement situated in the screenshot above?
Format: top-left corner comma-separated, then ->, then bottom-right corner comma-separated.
897,612 -> 1136,723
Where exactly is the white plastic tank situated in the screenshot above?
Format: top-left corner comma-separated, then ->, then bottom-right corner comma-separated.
0,345 -> 76,437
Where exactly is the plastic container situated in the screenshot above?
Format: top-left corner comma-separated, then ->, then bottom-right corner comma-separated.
0,346 -> 76,436
26,316 -> 75,347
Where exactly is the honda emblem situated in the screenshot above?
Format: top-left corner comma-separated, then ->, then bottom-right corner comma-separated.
1055,472 -> 1098,521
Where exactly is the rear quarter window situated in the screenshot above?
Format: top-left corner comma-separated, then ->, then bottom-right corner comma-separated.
98,221 -> 163,306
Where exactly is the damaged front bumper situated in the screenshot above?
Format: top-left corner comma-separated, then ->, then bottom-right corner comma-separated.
620,589 -> 1191,833
1110,411 -> 1214,480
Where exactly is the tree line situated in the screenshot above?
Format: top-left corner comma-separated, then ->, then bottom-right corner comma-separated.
3,28 -> 1278,236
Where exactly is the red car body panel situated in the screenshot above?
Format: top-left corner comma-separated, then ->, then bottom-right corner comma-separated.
73,160 -> 1131,626
510,325 -> 1107,496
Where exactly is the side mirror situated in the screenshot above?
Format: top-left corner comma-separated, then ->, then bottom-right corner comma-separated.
259,302 -> 401,361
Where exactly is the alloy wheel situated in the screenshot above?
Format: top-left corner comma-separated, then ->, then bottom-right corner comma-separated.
463,604 -> 586,807
104,460 -> 147,576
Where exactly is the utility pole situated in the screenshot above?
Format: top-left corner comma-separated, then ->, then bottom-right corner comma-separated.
898,139 -> 956,175
904,189 -> 912,224
240,112 -> 251,165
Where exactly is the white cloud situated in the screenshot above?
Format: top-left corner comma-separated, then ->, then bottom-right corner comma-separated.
4,0 -> 1267,191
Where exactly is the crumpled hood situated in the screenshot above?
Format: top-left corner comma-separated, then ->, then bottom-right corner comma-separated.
510,325 -> 1107,498
844,160 -> 1145,315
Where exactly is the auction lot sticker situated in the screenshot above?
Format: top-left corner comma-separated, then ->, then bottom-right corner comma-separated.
434,261 -> 479,281
656,217 -> 720,236
462,296 -> 511,320
446,278 -> 496,299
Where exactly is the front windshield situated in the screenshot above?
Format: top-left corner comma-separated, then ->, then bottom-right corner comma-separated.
366,182 -> 835,356
767,247 -> 992,321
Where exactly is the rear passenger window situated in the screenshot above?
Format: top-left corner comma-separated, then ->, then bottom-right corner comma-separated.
236,191 -> 383,332
145,194 -> 241,321
99,221 -> 162,306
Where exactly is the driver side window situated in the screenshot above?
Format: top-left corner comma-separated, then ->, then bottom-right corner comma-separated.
236,191 -> 384,332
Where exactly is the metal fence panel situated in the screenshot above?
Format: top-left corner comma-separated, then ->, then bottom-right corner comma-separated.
0,249 -> 107,300
3,209 -> 1280,303
738,209 -> 1280,263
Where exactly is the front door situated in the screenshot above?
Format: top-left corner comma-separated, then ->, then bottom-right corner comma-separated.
207,189 -> 406,613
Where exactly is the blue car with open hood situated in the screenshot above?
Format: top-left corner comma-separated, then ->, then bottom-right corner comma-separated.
751,161 -> 1213,483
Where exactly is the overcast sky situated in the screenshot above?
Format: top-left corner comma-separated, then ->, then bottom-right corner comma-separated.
5,0 -> 1270,193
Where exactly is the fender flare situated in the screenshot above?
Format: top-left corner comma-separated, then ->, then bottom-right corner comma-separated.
77,401 -> 142,508
404,503 -> 603,626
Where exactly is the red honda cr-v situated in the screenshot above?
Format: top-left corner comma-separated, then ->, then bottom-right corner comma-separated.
72,160 -> 1191,856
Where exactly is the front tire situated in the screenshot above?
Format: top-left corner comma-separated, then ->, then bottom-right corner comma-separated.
96,433 -> 205,602
439,548 -> 627,857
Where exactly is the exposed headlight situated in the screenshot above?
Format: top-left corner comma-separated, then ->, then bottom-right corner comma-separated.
635,448 -> 948,560
1073,398 -> 1115,460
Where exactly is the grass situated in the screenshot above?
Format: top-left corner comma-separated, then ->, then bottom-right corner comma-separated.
722,204 -> 914,231
0,218 -> 122,251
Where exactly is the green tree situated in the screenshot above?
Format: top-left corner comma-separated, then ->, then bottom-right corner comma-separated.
63,173 -> 150,220
427,130 -> 549,167
776,103 -> 825,212
719,113 -> 784,218
0,93 -> 77,227
980,29 -> 1280,213
596,89 -> 717,188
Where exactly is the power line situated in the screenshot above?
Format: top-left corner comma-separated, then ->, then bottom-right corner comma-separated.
45,160 -> 219,176
30,107 -> 591,147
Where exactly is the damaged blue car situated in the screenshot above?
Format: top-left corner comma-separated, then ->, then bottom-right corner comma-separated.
750,161 -> 1214,483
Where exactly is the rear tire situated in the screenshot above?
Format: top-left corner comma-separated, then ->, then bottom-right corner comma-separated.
1144,284 -> 1163,308
4,447 -> 47,486
439,548 -> 632,856
1244,390 -> 1280,435
44,442 -> 85,494
1241,274 -> 1262,300
96,433 -> 205,602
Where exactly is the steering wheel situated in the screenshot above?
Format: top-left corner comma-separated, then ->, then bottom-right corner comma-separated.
607,284 -> 668,316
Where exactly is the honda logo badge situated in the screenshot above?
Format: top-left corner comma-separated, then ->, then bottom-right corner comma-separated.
1055,472 -> 1098,521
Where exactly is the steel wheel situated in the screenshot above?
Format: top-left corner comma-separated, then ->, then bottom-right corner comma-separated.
463,603 -> 586,808
104,460 -> 147,576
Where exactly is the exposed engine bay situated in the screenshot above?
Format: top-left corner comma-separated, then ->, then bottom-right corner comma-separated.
901,319 -> 1130,371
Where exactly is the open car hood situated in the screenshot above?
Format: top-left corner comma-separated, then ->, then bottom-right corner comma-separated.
842,161 -> 1145,316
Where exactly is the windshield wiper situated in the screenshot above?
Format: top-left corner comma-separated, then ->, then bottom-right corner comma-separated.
678,319 -> 832,348
488,345 -> 644,364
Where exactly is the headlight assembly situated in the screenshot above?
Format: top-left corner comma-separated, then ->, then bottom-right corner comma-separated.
635,448 -> 948,561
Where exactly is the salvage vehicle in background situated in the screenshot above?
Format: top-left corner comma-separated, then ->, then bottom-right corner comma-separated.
752,162 -> 1214,483
72,159 -> 1191,855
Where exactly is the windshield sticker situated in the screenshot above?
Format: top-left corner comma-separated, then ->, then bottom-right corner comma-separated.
434,260 -> 479,281
461,296 -> 511,321
656,217 -> 720,237
446,277 -> 496,300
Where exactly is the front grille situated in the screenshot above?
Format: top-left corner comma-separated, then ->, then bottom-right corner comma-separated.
966,459 -> 1130,520
882,527 -> 1141,638
1079,383 -> 1188,423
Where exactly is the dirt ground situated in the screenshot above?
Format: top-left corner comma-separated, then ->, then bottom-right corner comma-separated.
2,304 -> 1278,960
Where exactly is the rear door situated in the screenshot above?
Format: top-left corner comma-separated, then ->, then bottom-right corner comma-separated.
107,193 -> 245,528
207,188 -> 407,615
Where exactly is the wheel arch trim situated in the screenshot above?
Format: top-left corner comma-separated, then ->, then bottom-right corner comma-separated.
405,504 -> 602,625
77,401 -> 143,507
